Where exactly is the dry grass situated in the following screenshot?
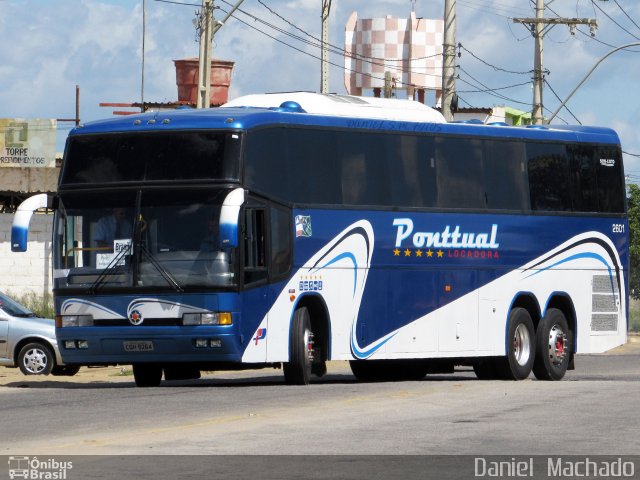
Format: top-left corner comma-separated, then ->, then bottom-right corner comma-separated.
630,299 -> 640,333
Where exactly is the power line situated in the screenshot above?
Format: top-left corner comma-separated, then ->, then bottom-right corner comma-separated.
591,0 -> 640,41
544,79 -> 582,124
222,1 -> 443,78
456,0 -> 520,20
459,43 -> 532,75
218,5 -> 430,91
457,66 -> 531,106
546,2 -> 640,51
458,79 -> 532,94
152,0 -> 200,6
247,0 -> 442,66
613,0 -> 640,33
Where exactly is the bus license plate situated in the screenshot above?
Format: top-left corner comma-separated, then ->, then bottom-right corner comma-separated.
123,340 -> 154,352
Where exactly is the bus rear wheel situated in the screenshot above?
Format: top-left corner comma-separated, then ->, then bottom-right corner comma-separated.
283,307 -> 314,385
533,308 -> 571,381
133,363 -> 163,387
498,307 -> 535,380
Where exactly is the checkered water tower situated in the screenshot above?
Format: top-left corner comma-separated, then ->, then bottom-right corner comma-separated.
344,11 -> 443,104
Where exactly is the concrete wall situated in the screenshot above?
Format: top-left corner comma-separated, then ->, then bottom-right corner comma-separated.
0,166 -> 59,193
0,212 -> 53,297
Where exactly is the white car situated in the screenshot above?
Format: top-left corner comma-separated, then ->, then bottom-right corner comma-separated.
0,291 -> 79,376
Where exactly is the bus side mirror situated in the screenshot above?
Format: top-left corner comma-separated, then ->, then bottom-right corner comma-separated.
11,193 -> 52,252
219,188 -> 245,248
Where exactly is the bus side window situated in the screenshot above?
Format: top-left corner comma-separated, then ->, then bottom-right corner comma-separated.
244,208 -> 267,285
527,143 -> 571,212
595,146 -> 625,213
270,205 -> 292,279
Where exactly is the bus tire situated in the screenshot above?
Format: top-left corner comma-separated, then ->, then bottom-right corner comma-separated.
498,308 -> 535,380
133,363 -> 163,387
532,308 -> 571,381
283,307 -> 313,385
473,358 -> 500,380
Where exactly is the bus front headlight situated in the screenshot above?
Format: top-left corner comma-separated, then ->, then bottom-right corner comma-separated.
56,315 -> 93,327
182,312 -> 232,326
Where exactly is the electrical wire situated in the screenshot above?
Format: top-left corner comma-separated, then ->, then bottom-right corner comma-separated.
613,0 -> 640,33
222,1 -> 444,78
591,0 -> 640,41
221,0 -> 442,77
152,0 -> 200,7
218,6 -> 430,91
249,0 -> 442,66
458,80 -> 532,94
457,66 -> 531,106
544,79 -> 582,124
456,1 -> 512,20
459,44 -> 531,75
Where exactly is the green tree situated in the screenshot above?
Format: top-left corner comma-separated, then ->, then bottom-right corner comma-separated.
627,184 -> 640,300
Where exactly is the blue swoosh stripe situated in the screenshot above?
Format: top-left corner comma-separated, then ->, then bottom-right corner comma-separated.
313,252 -> 359,296
526,252 -> 616,294
350,331 -> 398,359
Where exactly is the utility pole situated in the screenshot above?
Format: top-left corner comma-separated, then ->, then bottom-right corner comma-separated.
384,71 -> 393,98
141,0 -> 146,112
195,0 -> 245,108
321,0 -> 332,94
442,0 -> 457,121
532,0 -> 544,125
514,1 -> 597,125
196,0 -> 214,109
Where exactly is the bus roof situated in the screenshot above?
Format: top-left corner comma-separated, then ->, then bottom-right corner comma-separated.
222,92 -> 447,123
72,92 -> 621,146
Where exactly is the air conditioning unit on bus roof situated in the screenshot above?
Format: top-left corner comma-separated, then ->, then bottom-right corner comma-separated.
222,92 -> 447,124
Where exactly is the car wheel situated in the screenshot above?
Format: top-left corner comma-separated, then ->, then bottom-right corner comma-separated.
17,342 -> 55,375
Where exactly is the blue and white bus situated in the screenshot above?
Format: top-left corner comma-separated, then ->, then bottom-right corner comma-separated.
12,92 -> 628,386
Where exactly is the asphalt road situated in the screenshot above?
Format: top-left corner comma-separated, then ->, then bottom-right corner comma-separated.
1,348 -> 639,458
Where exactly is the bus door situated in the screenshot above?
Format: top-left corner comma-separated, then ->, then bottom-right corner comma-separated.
241,200 -> 293,362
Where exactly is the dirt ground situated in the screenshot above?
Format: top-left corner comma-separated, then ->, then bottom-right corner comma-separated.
1,335 -> 638,386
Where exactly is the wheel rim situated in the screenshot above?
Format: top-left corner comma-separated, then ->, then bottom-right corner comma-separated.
23,348 -> 48,374
304,329 -> 315,363
548,324 -> 568,366
513,323 -> 531,366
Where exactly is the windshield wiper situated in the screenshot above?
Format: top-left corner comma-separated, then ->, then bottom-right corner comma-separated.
89,245 -> 131,294
138,243 -> 184,292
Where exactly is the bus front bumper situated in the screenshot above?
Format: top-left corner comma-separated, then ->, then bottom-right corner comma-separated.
56,326 -> 245,365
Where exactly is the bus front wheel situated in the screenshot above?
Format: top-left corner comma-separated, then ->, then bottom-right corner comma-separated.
498,307 -> 535,380
283,307 -> 314,385
532,308 -> 571,381
133,363 -> 163,387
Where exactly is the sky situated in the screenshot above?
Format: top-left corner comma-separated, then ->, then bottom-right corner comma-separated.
1,0 -> 639,182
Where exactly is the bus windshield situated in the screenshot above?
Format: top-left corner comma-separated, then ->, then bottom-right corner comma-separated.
53,188 -> 238,291
60,131 -> 241,185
